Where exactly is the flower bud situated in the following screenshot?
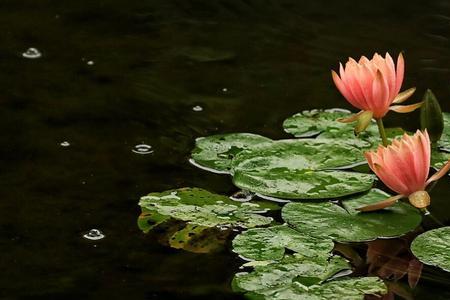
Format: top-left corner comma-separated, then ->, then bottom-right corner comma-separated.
420,89 -> 444,143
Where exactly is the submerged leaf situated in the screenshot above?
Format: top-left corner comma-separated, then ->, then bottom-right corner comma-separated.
411,226 -> 450,272
282,189 -> 422,242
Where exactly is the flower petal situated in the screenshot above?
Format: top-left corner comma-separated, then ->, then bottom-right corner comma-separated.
390,101 -> 423,113
392,87 -> 416,104
356,194 -> 404,212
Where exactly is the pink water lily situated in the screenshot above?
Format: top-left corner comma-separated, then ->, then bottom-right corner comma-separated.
332,53 -> 422,137
358,130 -> 450,211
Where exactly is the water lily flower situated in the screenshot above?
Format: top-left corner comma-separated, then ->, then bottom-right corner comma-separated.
357,130 -> 450,211
332,52 -> 422,145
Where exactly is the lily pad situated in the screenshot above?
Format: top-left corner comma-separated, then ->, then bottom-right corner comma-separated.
190,133 -> 271,174
232,225 -> 334,261
139,187 -> 273,229
438,112 -> 450,152
283,109 -> 356,138
283,109 -> 404,148
282,189 -> 422,242
234,254 -> 387,300
432,149 -> 450,171
411,227 -> 450,272
231,139 -> 374,200
233,169 -> 374,200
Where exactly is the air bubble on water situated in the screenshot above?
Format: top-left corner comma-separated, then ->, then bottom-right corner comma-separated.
22,48 -> 42,59
60,141 -> 70,147
132,144 -> 154,155
222,88 -> 228,92
87,60 -> 94,65
192,105 -> 203,112
83,229 -> 105,240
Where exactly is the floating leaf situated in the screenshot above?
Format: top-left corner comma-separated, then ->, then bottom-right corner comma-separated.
283,109 -> 404,148
431,149 -> 450,172
232,225 -> 334,261
233,169 -> 374,200
139,188 -> 273,228
420,89 -> 444,143
282,189 -> 422,242
231,139 -> 375,199
411,226 -> 450,272
137,207 -> 170,233
283,109 -> 355,138
234,254 -> 387,300
438,112 -> 450,152
190,133 -> 271,174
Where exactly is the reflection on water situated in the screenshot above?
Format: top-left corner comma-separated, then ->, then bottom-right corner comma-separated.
1,0 -> 450,299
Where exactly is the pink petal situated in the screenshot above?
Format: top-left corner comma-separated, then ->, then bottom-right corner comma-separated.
395,53 -> 405,95
371,70 -> 390,118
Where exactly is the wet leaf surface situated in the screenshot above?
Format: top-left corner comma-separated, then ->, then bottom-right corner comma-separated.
234,254 -> 386,300
232,225 -> 334,261
231,138 -> 374,199
411,226 -> 450,272
438,112 -> 450,152
282,189 -> 422,242
139,187 -> 274,228
190,133 -> 272,174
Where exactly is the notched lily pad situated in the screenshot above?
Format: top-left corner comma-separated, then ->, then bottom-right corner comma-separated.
190,133 -> 271,174
234,254 -> 386,300
282,189 -> 422,242
232,225 -> 334,261
411,226 -> 450,272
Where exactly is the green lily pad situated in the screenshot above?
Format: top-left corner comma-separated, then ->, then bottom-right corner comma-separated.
432,149 -> 450,171
283,109 -> 404,148
139,187 -> 273,228
234,254 -> 387,300
411,227 -> 450,272
231,139 -> 374,200
283,109 -> 355,138
232,139 -> 367,172
282,189 -> 422,242
232,225 -> 334,261
190,133 -> 271,174
438,112 -> 450,152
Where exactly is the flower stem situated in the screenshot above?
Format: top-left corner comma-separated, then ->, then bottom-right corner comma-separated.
376,118 -> 388,146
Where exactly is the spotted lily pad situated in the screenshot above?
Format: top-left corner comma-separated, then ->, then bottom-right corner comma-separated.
231,139 -> 374,199
282,189 -> 422,242
411,227 -> 450,272
438,112 -> 450,152
234,254 -> 387,300
190,133 -> 271,174
232,225 -> 334,261
139,188 -> 273,228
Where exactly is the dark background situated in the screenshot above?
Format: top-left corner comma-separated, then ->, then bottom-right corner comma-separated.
1,1 -> 450,299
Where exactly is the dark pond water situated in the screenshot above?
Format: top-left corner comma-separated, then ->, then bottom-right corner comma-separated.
2,0 -> 450,299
